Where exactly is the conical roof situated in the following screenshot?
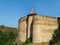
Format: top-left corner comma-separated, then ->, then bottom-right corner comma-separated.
30,8 -> 37,14
27,9 -> 37,16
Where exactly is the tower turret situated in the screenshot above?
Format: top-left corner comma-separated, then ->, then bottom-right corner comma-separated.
26,9 -> 37,40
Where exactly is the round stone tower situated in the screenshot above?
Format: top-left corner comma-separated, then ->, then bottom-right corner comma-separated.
18,9 -> 37,43
26,9 -> 37,39
18,16 -> 27,42
32,15 -> 41,43
18,9 -> 59,43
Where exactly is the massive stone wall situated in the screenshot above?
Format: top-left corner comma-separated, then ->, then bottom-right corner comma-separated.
27,15 -> 33,39
33,15 -> 58,43
18,16 -> 27,42
18,15 -> 59,43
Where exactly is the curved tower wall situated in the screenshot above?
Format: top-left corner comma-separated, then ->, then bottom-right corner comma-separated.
18,16 -> 27,42
27,15 -> 33,38
33,15 -> 41,43
33,15 -> 58,43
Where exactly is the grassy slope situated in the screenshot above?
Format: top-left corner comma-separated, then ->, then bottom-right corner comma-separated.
0,25 -> 18,35
0,25 -> 18,45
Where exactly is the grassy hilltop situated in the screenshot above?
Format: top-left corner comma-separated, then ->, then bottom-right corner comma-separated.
0,25 -> 18,45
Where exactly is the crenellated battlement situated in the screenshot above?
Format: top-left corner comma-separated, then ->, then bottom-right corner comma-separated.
33,15 -> 57,23
34,15 -> 56,19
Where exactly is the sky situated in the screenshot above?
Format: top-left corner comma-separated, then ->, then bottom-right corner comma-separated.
0,0 -> 60,28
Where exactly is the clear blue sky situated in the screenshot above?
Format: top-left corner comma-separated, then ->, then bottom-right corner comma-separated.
0,0 -> 60,28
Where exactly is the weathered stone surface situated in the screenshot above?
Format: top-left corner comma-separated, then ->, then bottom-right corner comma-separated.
18,11 -> 59,43
18,16 -> 27,42
27,16 -> 33,38
33,15 -> 58,43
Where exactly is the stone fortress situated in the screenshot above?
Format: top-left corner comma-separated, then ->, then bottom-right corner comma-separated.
18,9 -> 60,43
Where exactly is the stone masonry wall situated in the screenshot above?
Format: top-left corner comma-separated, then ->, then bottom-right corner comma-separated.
18,16 -> 27,42
27,15 -> 33,39
33,15 -> 58,43
18,15 -> 58,43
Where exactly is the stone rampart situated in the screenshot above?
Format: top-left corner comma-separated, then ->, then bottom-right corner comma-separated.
18,14 -> 59,43
33,15 -> 58,43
